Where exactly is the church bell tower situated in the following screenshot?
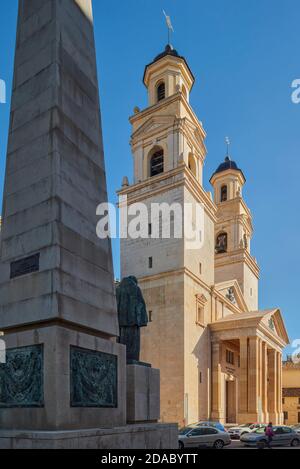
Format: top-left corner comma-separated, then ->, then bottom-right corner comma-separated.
118,44 -> 217,425
210,154 -> 260,311
131,44 -> 205,186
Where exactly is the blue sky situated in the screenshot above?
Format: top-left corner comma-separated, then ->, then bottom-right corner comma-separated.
0,0 -> 299,354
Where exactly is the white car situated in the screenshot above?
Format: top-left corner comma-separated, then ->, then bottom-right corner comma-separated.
228,423 -> 266,440
178,425 -> 231,449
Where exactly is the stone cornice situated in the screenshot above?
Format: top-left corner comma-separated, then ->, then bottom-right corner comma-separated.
210,309 -> 288,349
130,115 -> 206,161
138,267 -> 184,284
143,55 -> 194,89
117,166 -> 217,222
184,268 -> 215,294
215,212 -> 253,237
138,267 -> 243,318
210,168 -> 246,186
130,92 -> 206,141
131,115 -> 177,145
244,249 -> 260,276
138,266 -> 211,295
215,198 -> 253,230
215,249 -> 260,279
118,165 -> 184,197
257,324 -> 288,350
130,93 -> 180,125
210,322 -> 285,351
183,168 -> 217,221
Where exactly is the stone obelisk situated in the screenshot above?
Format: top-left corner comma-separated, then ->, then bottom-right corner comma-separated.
0,0 -> 177,449
0,0 -> 126,433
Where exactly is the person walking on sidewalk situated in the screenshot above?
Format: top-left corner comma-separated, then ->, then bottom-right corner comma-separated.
265,423 -> 274,448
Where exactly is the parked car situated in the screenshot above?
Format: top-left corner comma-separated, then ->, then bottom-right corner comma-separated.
178,425 -> 231,449
228,423 -> 266,440
241,425 -> 300,448
189,421 -> 226,432
292,424 -> 300,434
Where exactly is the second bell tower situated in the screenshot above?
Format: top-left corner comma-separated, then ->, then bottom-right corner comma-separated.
210,155 -> 260,311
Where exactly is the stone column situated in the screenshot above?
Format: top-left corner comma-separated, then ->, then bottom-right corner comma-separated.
257,338 -> 263,422
277,352 -> 283,424
238,337 -> 248,423
268,349 -> 278,423
261,342 -> 269,422
248,337 -> 259,421
211,342 -> 223,422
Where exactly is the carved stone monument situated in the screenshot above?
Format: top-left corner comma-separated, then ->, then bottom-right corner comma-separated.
0,0 -> 176,449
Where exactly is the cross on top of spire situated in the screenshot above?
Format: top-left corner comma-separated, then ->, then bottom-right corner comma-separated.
225,136 -> 231,159
163,10 -> 174,46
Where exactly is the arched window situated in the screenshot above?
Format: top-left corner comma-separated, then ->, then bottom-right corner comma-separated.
221,185 -> 228,202
150,149 -> 164,177
157,82 -> 165,102
215,232 -> 228,254
188,153 -> 197,178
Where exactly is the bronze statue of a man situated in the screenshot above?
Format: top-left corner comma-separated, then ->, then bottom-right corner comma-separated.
116,276 -> 148,363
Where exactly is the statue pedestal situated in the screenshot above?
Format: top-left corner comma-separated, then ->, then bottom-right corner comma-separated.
0,423 -> 178,449
126,364 -> 160,423
0,326 -> 126,431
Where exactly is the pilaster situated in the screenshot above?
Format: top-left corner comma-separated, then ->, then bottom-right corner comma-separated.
261,341 -> 269,422
238,337 -> 248,422
246,336 -> 260,422
268,349 -> 278,423
211,342 -> 224,421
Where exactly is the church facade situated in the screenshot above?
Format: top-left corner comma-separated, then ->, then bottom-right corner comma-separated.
118,45 -> 289,426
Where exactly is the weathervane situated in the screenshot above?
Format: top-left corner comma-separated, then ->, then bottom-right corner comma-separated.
163,10 -> 174,45
225,136 -> 231,158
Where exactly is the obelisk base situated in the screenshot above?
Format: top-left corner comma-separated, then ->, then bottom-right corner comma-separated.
0,325 -> 126,431
0,423 -> 178,449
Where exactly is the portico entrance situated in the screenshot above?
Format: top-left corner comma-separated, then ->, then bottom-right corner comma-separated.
209,309 -> 289,425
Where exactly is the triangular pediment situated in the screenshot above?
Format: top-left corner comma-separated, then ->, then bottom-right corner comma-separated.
215,280 -> 249,312
132,116 -> 176,140
210,309 -> 289,347
260,309 -> 290,344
